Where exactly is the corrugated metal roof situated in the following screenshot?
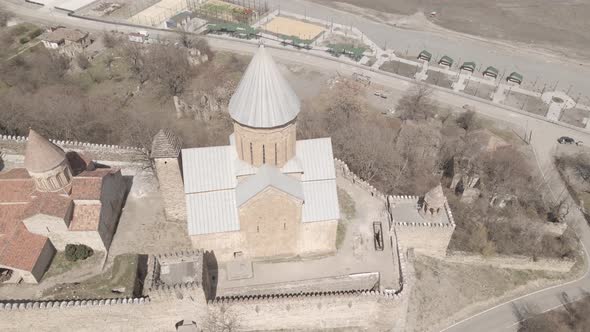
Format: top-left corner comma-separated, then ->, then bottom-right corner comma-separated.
281,156 -> 303,174
297,138 -> 336,181
236,165 -> 303,206
186,190 -> 239,235
183,137 -> 340,233
182,146 -> 236,194
228,45 -> 301,128
302,180 -> 340,223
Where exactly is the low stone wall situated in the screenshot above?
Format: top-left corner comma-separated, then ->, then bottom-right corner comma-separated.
444,251 -> 576,273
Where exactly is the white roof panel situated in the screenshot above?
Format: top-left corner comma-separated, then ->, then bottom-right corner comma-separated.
182,146 -> 236,194
236,165 -> 303,206
297,138 -> 336,181
228,45 -> 300,128
302,180 -> 340,223
186,190 -> 240,235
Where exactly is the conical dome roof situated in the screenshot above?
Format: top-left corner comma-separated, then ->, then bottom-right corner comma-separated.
424,184 -> 446,207
228,45 -> 300,128
24,129 -> 66,173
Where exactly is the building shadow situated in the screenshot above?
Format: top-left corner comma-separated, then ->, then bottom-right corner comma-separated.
134,254 -> 149,297
203,250 -> 218,300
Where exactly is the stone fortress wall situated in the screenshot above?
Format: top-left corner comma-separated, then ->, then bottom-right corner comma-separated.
0,240 -> 413,332
0,134 -> 148,163
387,195 -> 456,258
334,158 -> 456,257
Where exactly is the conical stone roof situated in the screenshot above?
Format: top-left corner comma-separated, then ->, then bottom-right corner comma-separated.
24,129 -> 67,173
228,45 -> 300,128
424,184 -> 446,208
150,129 -> 182,158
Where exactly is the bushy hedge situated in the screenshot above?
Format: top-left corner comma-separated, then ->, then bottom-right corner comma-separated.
65,244 -> 94,262
28,28 -> 43,39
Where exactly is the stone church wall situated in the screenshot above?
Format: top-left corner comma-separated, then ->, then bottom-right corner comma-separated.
239,187 -> 302,258
298,219 -> 338,255
233,121 -> 297,167
153,158 -> 186,222
191,232 -> 244,262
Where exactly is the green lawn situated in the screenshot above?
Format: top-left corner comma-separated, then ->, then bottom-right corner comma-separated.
42,254 -> 139,300
42,251 -> 104,279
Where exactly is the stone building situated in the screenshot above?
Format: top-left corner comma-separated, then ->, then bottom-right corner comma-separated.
152,45 -> 340,262
390,184 -> 456,257
41,27 -> 90,57
0,129 -> 126,283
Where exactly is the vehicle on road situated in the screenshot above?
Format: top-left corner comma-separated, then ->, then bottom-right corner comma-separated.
558,136 -> 575,144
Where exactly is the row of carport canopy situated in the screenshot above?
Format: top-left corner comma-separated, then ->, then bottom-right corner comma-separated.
417,50 -> 523,84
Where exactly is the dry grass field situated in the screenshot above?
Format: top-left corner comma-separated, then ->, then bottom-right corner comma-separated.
313,0 -> 590,59
262,16 -> 325,39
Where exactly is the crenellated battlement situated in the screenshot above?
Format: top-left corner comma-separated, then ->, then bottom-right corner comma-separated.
334,158 -> 387,201
0,297 -> 150,311
0,134 -> 147,152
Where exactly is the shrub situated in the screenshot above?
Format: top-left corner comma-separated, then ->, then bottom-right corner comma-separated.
19,37 -> 29,44
65,244 -> 94,261
28,28 -> 43,39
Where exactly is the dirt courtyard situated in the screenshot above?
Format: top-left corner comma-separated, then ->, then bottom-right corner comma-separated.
262,16 -> 325,39
313,0 -> 590,59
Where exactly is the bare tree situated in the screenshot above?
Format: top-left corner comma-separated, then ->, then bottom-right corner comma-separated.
456,110 -> 476,131
145,44 -> 192,96
396,83 -> 435,121
0,5 -> 12,27
102,32 -> 120,49
120,41 -> 148,84
205,306 -> 240,332
76,53 -> 91,70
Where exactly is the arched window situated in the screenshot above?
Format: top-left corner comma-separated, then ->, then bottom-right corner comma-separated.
275,143 -> 278,165
249,142 -> 253,163
262,145 -> 266,164
240,140 -> 244,159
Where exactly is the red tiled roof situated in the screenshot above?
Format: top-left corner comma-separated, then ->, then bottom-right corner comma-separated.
0,204 -> 28,236
0,203 -> 49,272
0,168 -> 35,203
0,222 -> 49,272
0,168 -> 31,180
69,203 -> 102,231
0,163 -> 119,273
70,168 -> 118,200
23,193 -> 73,222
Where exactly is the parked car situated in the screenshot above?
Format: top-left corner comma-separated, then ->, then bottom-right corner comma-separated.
558,136 -> 575,144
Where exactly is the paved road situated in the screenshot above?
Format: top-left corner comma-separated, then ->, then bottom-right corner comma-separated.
4,2 -> 590,331
266,0 -> 590,101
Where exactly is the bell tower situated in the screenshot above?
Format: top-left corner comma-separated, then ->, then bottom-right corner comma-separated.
228,45 -> 300,167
